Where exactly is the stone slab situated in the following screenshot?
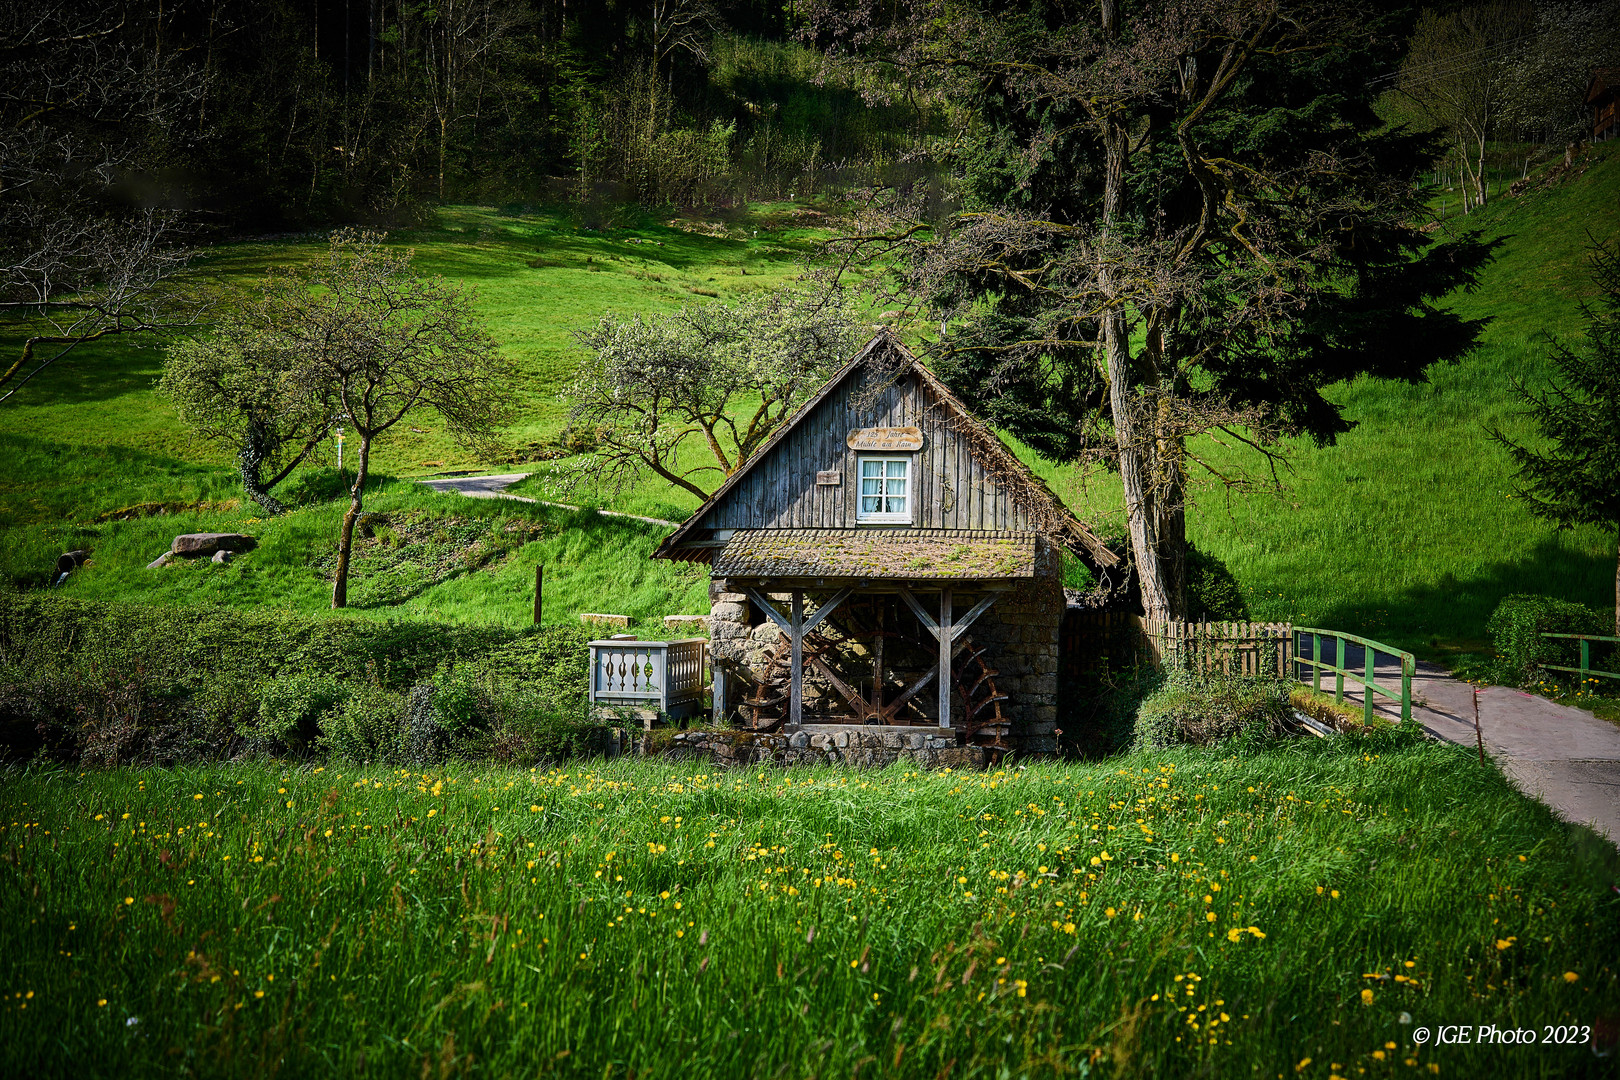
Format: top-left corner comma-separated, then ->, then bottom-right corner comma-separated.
171,532 -> 257,557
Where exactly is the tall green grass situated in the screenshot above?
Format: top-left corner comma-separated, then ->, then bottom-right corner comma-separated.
1,743 -> 1614,1077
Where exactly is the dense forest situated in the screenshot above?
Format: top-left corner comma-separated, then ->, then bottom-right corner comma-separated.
1,0 -> 947,234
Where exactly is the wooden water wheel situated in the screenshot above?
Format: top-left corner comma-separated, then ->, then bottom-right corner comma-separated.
738,595 -> 1010,750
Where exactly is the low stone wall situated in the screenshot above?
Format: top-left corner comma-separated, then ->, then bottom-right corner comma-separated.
656,725 -> 991,769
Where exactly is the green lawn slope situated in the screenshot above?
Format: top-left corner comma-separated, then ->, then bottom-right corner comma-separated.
1,150 -> 1614,657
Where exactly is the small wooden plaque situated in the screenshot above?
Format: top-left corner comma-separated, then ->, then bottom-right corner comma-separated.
846,426 -> 923,451
815,470 -> 841,486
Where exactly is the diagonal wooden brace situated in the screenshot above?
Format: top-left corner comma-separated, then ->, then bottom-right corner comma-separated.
897,588 -> 998,642
742,587 -> 852,637
743,587 -> 793,634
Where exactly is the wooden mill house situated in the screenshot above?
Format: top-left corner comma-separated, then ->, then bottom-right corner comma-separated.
653,330 -> 1118,754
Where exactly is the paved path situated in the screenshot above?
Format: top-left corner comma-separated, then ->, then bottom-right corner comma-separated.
1328,658 -> 1620,846
418,472 -> 679,528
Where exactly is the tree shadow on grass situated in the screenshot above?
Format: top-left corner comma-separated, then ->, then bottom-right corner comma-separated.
0,433 -> 228,524
0,331 -> 168,408
1308,533 -> 1613,663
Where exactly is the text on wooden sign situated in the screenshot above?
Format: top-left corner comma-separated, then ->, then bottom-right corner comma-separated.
846,426 -> 923,451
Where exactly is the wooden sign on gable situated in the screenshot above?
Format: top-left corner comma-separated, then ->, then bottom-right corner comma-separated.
846,426 -> 923,451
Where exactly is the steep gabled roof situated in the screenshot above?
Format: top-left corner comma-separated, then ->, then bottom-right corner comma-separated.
653,329 -> 1118,567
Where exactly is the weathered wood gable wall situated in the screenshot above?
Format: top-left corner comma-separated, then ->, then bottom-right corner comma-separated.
701,366 -> 1035,531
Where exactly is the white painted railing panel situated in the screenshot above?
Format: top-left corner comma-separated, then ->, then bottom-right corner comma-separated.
588,639 -> 707,715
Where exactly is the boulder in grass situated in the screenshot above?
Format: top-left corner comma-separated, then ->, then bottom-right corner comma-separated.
211,549 -> 233,564
171,533 -> 257,558
580,612 -> 630,629
146,552 -> 173,570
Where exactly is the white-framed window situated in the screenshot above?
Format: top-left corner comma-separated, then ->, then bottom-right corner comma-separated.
857,455 -> 912,523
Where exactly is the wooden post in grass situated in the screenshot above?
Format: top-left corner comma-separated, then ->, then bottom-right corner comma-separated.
533,564 -> 543,625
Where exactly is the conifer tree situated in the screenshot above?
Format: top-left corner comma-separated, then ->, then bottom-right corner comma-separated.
1493,237 -> 1620,636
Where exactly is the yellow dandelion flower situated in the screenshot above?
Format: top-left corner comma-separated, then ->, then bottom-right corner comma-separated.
1361,989 -> 1374,1005
1563,972 -> 1578,983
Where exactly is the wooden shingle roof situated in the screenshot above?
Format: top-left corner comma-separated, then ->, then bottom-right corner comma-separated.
654,330 -> 1117,568
713,529 -> 1037,581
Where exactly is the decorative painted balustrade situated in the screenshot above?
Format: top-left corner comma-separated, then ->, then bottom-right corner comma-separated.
588,638 -> 708,719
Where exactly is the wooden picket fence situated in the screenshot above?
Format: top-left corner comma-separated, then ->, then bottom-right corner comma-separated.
1060,612 -> 1293,677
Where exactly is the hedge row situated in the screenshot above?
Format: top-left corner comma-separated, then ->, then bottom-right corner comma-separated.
1486,593 -> 1613,688
0,593 -> 597,765
0,593 -> 583,690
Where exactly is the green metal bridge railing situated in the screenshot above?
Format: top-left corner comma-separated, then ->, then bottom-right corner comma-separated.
1538,633 -> 1620,684
1293,627 -> 1415,726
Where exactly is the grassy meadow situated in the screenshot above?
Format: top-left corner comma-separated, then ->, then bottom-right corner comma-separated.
2,740 -> 1616,1079
1,147 -> 1617,661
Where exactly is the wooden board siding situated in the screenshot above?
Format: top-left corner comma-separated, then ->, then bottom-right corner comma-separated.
702,368 -> 1036,532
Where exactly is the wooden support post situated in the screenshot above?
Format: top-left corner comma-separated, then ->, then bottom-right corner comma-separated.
713,663 -> 726,724
790,590 -> 804,728
533,564 -> 543,625
871,603 -> 884,722
937,589 -> 952,729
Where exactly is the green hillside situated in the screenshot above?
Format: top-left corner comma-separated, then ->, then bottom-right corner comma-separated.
1,148 -> 1615,656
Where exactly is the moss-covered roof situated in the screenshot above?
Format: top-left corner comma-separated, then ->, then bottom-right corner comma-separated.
713,529 -> 1037,581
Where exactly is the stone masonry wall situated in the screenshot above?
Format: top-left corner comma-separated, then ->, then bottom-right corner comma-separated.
966,539 -> 1066,753
659,726 -> 990,769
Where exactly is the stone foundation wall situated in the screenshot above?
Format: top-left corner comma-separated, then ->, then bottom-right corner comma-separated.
706,539 -> 1065,753
658,726 -> 990,769
966,541 -> 1066,753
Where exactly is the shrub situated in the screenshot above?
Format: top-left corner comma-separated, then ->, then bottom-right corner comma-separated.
0,596 -> 601,765
404,684 -> 447,766
319,683 -> 406,763
430,665 -> 494,737
1486,594 -> 1609,687
1133,669 -> 1292,749
486,684 -> 610,765
1186,544 -> 1249,621
257,672 -> 348,753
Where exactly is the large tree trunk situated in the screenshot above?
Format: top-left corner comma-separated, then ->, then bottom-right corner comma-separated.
1097,119 -> 1183,626
331,433 -> 371,608
1613,523 -> 1619,639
